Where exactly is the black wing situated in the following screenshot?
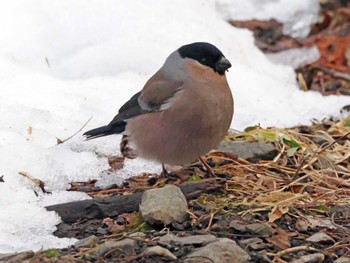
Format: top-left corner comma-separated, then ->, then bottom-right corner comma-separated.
83,92 -> 143,139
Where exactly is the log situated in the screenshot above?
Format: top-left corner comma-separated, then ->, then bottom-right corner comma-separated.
46,178 -> 225,224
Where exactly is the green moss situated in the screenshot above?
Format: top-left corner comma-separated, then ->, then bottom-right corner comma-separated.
188,174 -> 201,182
43,249 -> 61,258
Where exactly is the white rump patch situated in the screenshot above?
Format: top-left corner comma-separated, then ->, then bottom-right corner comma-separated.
160,89 -> 184,111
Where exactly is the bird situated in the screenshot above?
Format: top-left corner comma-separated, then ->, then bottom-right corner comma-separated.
83,42 -> 234,176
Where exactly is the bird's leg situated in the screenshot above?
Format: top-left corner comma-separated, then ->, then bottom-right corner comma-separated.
161,164 -> 169,177
199,157 -> 216,177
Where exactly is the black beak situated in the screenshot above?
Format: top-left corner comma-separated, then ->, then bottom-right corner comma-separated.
215,57 -> 231,75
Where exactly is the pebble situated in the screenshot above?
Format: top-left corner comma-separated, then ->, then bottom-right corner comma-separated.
158,233 -> 218,246
184,238 -> 250,263
140,185 -> 188,225
0,251 -> 34,262
334,257 -> 350,263
217,141 -> 276,163
91,238 -> 137,257
75,235 -> 100,249
306,232 -> 335,243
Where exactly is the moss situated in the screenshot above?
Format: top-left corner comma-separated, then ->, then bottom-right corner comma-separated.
43,249 -> 61,258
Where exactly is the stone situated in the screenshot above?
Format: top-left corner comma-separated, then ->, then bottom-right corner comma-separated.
91,238 -> 137,257
306,232 -> 335,243
291,253 -> 324,263
75,235 -> 100,249
229,220 -> 246,232
143,245 -> 177,260
158,233 -> 218,246
129,232 -> 146,239
217,141 -> 276,163
0,251 -> 34,262
140,185 -> 188,225
184,238 -> 250,263
96,227 -> 107,235
239,237 -> 267,250
245,223 -> 273,236
334,257 -> 350,263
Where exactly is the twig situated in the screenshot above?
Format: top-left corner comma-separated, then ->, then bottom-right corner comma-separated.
325,242 -> 350,253
268,245 -> 319,258
45,57 -> 51,68
330,212 -> 347,230
184,255 -> 215,263
297,72 -> 308,91
205,211 -> 217,232
18,171 -> 51,194
57,116 -> 93,144
292,157 -> 309,180
293,130 -> 350,179
312,65 -> 350,82
273,143 -> 285,163
317,130 -> 350,154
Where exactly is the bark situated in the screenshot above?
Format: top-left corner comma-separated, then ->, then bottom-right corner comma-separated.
46,178 -> 225,224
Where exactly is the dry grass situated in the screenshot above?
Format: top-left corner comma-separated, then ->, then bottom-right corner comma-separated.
209,116 -> 350,223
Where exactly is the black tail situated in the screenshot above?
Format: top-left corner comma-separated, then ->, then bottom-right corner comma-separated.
83,122 -> 126,140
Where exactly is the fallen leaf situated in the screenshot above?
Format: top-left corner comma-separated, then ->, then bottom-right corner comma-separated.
257,176 -> 277,191
266,226 -> 297,250
269,206 -> 289,222
18,171 -> 51,194
108,156 -> 125,171
287,147 -> 299,157
103,217 -> 125,233
296,216 -> 337,231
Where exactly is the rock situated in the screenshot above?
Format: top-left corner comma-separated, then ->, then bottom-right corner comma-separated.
185,238 -> 250,263
291,253 -> 324,263
158,233 -> 218,246
140,185 -> 188,225
217,141 -> 276,163
306,232 -> 335,243
245,223 -> 273,237
96,227 -> 107,235
143,245 -> 177,260
129,232 -> 146,239
91,238 -> 137,257
75,235 -> 100,249
0,251 -> 34,262
239,237 -> 267,250
172,221 -> 186,230
0,254 -> 12,261
229,220 -> 246,232
334,257 -> 350,263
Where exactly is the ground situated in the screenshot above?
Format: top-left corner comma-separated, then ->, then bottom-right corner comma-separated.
2,1 -> 350,262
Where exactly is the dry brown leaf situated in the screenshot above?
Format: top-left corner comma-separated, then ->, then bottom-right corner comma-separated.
291,185 -> 305,194
241,191 -> 308,222
254,192 -> 307,206
266,227 -> 297,250
18,171 -> 50,194
268,206 -> 287,222
296,216 -> 337,232
103,217 -> 125,233
256,176 -> 277,191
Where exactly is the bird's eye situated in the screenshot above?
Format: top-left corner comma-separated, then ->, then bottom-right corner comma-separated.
201,58 -> 206,62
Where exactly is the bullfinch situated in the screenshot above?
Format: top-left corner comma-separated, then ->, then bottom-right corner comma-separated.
83,42 -> 233,175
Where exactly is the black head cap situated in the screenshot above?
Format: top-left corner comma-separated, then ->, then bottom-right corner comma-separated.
178,42 -> 231,75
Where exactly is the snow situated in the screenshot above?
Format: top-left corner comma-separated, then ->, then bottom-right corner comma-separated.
266,46 -> 320,69
216,0 -> 320,37
0,0 -> 348,254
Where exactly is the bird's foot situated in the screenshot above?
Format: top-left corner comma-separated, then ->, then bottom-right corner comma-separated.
199,157 -> 216,177
160,164 -> 170,178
